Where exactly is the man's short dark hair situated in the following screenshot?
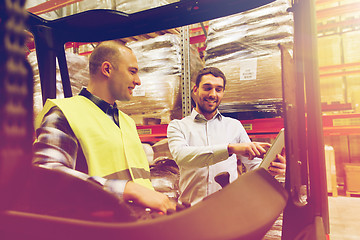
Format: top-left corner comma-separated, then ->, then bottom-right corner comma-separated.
195,67 -> 226,88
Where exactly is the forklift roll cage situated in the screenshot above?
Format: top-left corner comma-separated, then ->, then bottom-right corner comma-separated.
0,0 -> 329,239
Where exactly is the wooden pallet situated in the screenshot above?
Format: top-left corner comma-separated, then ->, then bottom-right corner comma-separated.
345,191 -> 360,197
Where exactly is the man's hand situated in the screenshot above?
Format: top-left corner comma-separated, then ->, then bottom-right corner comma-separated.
268,153 -> 286,176
123,181 -> 176,214
228,142 -> 271,160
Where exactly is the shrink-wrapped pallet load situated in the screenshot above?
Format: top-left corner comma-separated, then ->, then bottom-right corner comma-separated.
30,51 -> 90,117
118,34 -> 204,124
204,0 -> 293,117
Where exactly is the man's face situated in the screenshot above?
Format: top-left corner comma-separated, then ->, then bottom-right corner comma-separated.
193,74 -> 224,119
108,47 -> 140,101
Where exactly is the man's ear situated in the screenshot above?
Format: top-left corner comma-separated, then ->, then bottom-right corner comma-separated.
192,85 -> 199,107
101,61 -> 111,77
192,85 -> 198,95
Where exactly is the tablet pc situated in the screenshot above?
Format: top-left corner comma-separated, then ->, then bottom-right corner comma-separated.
259,128 -> 285,169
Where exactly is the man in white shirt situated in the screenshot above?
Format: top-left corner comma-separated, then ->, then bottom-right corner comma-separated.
167,67 -> 286,205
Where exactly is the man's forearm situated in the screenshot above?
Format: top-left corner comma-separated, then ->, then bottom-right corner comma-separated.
169,142 -> 230,167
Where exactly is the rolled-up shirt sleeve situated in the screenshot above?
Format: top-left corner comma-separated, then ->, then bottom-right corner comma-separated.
167,113 -> 262,171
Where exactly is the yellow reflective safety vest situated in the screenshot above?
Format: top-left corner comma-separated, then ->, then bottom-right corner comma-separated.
35,96 -> 153,189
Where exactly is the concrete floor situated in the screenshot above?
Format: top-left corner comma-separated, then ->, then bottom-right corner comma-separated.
263,195 -> 360,240
328,196 -> 360,240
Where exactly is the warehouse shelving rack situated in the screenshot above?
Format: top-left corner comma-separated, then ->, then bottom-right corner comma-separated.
136,113 -> 360,142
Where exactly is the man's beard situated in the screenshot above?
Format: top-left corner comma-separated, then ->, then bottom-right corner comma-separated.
197,100 -> 218,115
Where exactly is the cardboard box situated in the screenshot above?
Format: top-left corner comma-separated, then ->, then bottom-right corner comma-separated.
344,163 -> 360,196
152,138 -> 173,161
325,145 -> 337,196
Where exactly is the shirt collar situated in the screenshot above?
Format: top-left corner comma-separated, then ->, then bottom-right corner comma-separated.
191,108 -> 222,121
79,87 -> 118,114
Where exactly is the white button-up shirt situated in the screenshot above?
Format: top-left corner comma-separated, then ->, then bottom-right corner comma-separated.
167,109 -> 261,205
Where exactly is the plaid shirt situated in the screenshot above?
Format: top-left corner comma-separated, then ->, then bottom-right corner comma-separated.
33,88 -> 126,197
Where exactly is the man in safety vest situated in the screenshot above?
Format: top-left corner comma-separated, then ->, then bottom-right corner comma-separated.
34,40 -> 175,213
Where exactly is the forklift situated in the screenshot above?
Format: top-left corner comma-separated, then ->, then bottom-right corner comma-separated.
0,0 -> 329,239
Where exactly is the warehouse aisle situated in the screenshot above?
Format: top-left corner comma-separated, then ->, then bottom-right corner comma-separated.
328,196 -> 360,240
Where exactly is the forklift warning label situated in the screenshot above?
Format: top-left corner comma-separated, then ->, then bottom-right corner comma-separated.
240,58 -> 257,81
137,128 -> 152,135
243,124 -> 253,131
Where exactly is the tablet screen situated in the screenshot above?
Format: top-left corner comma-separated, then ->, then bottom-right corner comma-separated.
259,128 -> 285,169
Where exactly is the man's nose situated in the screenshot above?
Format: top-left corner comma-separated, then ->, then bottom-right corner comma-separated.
209,88 -> 216,97
134,75 -> 141,86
